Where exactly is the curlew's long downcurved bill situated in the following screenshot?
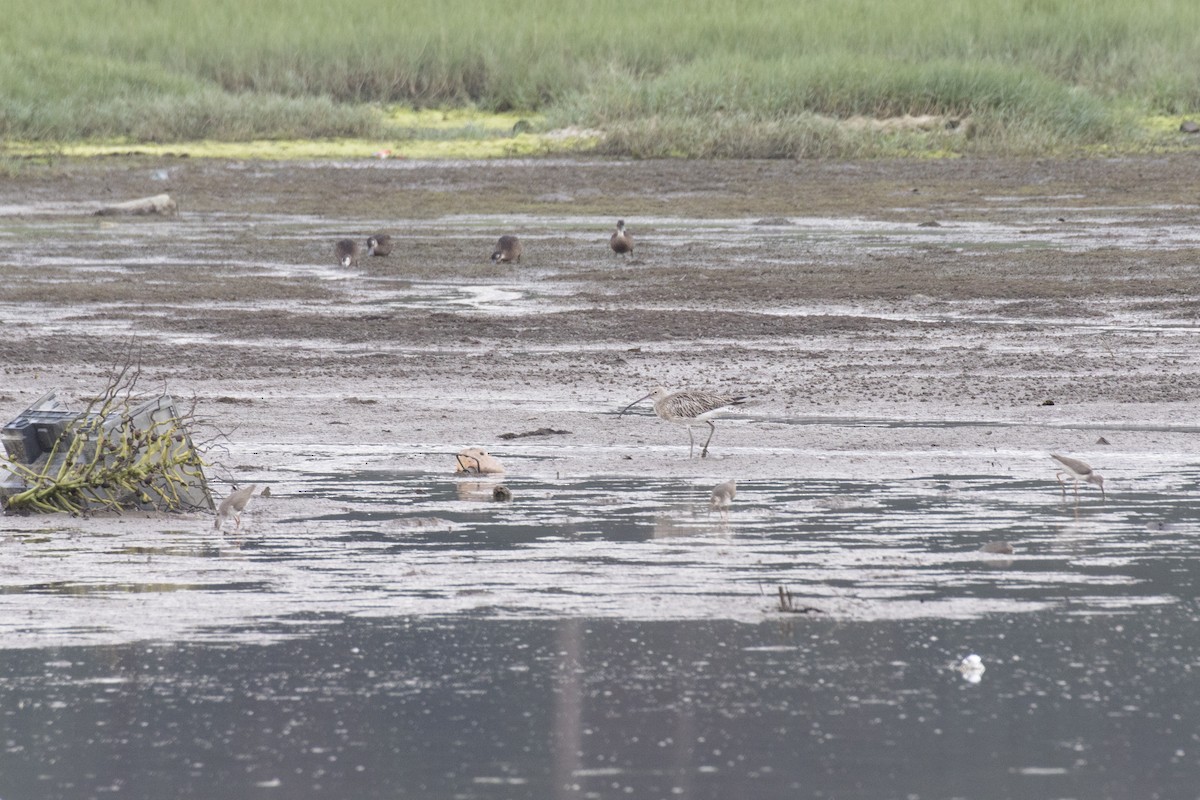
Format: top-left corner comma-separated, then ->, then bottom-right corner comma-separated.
619,392 -> 656,416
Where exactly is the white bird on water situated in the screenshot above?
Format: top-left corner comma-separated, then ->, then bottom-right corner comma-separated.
215,484 -> 258,531
620,386 -> 748,458
1050,453 -> 1105,501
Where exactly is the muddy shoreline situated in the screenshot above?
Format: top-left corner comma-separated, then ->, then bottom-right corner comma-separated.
1,155 -> 1198,493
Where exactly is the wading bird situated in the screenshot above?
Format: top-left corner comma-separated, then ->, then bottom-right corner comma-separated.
710,479 -> 737,518
620,387 -> 747,458
215,484 -> 258,531
1051,453 -> 1105,501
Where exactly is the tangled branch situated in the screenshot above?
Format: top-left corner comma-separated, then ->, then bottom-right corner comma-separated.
2,359 -> 211,515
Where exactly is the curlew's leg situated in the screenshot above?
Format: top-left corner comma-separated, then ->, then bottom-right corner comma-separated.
1056,473 -> 1067,498
686,426 -> 695,458
701,420 -> 716,459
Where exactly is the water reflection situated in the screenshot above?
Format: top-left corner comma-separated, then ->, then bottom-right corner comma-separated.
1,611 -> 1198,799
3,465 -> 1200,648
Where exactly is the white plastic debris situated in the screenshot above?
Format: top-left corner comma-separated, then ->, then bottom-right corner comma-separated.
956,654 -> 986,683
454,447 -> 504,475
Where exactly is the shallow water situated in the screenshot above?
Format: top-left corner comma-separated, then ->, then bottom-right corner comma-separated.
4,178 -> 1200,799
3,611 -> 1199,799
5,442 -> 1199,638
4,443 -> 1200,798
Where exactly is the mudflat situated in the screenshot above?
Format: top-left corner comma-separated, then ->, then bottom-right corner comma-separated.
0,155 -> 1197,488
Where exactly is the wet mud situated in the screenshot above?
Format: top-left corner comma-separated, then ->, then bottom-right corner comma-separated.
1,155 -> 1199,627
4,158 -> 1200,428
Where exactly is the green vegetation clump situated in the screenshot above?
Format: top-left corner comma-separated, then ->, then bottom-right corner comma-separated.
1,365 -> 210,516
3,0 -> 1200,157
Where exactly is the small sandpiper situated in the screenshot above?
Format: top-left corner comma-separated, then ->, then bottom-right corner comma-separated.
710,479 -> 737,517
215,484 -> 258,531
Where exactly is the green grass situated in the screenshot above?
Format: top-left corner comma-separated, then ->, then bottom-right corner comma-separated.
4,0 -> 1200,157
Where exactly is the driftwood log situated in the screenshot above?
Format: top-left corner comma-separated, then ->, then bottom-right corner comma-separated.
95,193 -> 177,216
497,427 -> 570,440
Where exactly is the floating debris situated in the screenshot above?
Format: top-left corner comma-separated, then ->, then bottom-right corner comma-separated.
1,383 -> 212,515
455,480 -> 503,501
94,193 -> 177,217
454,448 -> 504,475
956,654 -> 986,683
980,541 -> 1014,555
776,586 -> 823,615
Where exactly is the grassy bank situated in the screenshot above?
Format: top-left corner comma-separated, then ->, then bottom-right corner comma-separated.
3,0 -> 1200,157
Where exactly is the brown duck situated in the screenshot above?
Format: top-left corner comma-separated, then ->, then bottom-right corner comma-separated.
367,234 -> 393,256
610,219 -> 633,256
335,239 -> 360,267
491,235 -> 523,263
